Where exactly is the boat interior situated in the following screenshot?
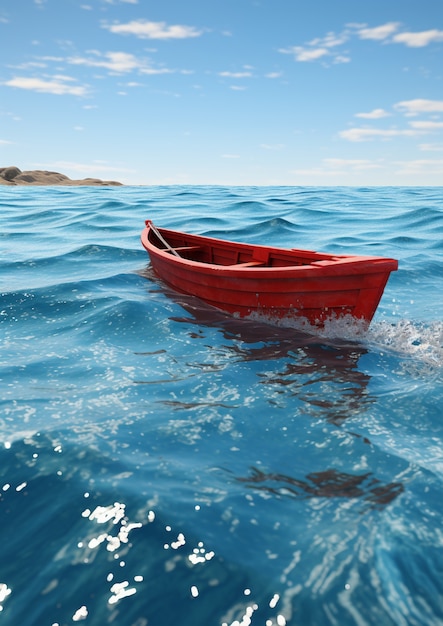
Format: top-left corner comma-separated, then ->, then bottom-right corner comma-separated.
149,227 -> 339,268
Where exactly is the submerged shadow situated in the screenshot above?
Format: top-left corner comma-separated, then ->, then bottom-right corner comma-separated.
235,466 -> 404,511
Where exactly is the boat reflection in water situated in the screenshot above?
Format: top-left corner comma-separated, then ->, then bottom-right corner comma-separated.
139,266 -> 405,510
234,466 -> 404,511
147,270 -> 374,421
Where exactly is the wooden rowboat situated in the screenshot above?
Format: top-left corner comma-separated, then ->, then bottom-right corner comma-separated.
141,220 -> 398,327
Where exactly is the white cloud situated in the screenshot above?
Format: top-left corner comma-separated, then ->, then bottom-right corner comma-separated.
309,32 -> 349,48
394,159 -> 443,174
393,29 -> 443,47
12,62 -> 49,71
221,154 -> 240,159
0,139 -> 13,144
68,51 -> 172,75
279,28 -> 350,64
323,158 -> 383,170
292,168 -> 344,177
103,19 -> 203,40
409,120 -> 443,130
419,143 -> 443,152
219,71 -> 252,78
355,108 -> 390,119
356,22 -> 400,41
334,55 -> 350,64
4,76 -> 87,96
394,99 -> 443,116
280,46 -> 329,62
281,21 -> 443,67
265,72 -> 283,79
293,158 -> 385,178
340,127 -> 423,141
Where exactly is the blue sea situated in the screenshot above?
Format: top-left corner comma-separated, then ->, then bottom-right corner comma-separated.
1,186 -> 442,626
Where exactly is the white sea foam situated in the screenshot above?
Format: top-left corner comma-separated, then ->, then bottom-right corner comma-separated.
367,319 -> 443,366
246,311 -> 443,373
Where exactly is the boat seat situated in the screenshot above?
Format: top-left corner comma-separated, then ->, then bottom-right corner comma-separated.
167,245 -> 202,252
233,260 -> 266,267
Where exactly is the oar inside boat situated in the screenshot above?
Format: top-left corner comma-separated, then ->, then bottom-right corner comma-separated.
146,220 -> 181,257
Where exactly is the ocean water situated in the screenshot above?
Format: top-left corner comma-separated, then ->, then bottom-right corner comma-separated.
1,186 -> 442,626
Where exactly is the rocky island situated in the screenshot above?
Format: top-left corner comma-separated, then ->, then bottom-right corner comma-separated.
0,166 -> 123,186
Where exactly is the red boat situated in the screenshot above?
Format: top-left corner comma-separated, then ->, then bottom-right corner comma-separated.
141,220 -> 398,327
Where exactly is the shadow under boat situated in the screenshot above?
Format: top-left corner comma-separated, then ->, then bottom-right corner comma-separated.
139,266 -> 404,511
139,264 -> 373,426
139,265 -> 369,356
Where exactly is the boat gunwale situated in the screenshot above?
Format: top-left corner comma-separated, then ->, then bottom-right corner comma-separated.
141,222 -> 399,276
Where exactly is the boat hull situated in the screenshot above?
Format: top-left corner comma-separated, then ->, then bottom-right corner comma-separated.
141,221 -> 398,326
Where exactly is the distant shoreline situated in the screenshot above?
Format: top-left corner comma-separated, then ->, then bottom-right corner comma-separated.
0,166 -> 123,186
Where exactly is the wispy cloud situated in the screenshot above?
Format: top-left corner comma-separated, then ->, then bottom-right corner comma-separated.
293,158 -> 385,178
394,99 -> 443,116
43,160 -> 134,174
356,23 -> 443,48
4,75 -> 88,96
281,22 -> 443,66
103,19 -> 203,40
279,29 -> 350,64
260,143 -> 285,150
67,50 -> 172,75
323,158 -> 383,170
339,127 -> 424,142
282,47 -> 329,62
393,29 -> 443,47
355,108 -> 390,119
394,159 -> 443,174
409,120 -> 443,130
310,32 -> 349,48
103,0 -> 138,4
419,143 -> 443,152
219,71 -> 252,78
356,22 -> 400,41
297,157 -> 443,178
293,168 -> 344,177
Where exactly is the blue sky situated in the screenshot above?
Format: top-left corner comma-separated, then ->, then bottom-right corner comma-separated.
1,0 -> 443,185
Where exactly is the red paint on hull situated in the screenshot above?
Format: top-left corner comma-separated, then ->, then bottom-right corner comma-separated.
141,221 -> 398,326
